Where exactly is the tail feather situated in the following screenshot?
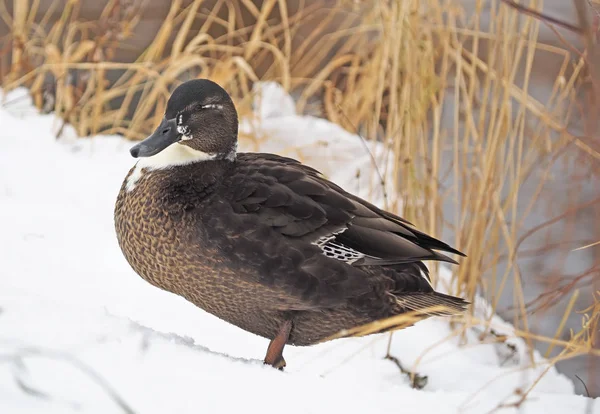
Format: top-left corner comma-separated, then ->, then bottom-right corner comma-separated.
395,292 -> 469,316
322,292 -> 469,342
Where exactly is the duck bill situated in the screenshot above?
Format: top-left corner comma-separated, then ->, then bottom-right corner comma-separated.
130,118 -> 180,158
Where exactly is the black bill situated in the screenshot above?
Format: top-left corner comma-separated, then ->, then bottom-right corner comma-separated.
130,117 -> 179,158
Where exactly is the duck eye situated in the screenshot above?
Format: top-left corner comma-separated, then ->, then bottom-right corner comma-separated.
201,104 -> 223,110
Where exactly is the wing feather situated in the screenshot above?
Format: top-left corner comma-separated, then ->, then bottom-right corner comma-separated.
214,153 -> 464,310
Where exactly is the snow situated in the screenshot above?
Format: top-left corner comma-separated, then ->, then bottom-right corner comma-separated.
0,84 -> 598,414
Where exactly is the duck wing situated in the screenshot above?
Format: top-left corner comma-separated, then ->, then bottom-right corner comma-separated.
233,153 -> 464,263
213,153 -> 463,310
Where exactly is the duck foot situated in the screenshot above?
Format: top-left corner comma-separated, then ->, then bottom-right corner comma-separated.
385,354 -> 428,389
264,355 -> 287,370
264,320 -> 292,371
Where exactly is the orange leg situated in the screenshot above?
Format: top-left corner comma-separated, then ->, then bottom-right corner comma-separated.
264,320 -> 292,370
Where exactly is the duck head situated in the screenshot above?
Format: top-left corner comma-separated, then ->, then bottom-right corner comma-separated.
130,79 -> 239,163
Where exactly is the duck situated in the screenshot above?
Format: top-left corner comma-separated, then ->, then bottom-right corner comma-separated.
114,78 -> 468,370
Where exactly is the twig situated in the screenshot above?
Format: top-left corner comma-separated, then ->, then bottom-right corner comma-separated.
575,374 -> 591,397
500,0 -> 584,34
514,196 -> 600,257
336,105 -> 389,209
384,353 -> 428,389
4,347 -> 136,414
575,0 -> 600,131
572,240 -> 600,251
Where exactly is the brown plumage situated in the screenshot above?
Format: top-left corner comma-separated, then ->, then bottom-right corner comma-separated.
114,79 -> 468,369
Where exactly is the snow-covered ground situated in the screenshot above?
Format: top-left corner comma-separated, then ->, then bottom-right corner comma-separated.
0,84 -> 597,413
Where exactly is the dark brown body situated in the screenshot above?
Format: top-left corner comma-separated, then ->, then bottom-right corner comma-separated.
115,153 -> 466,347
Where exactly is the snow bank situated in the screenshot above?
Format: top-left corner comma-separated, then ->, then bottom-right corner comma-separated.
0,85 -> 597,413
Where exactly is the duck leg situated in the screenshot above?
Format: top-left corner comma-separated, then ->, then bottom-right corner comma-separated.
264,320 -> 292,370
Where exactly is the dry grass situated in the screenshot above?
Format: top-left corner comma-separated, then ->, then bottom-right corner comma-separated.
1,0 -> 599,398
